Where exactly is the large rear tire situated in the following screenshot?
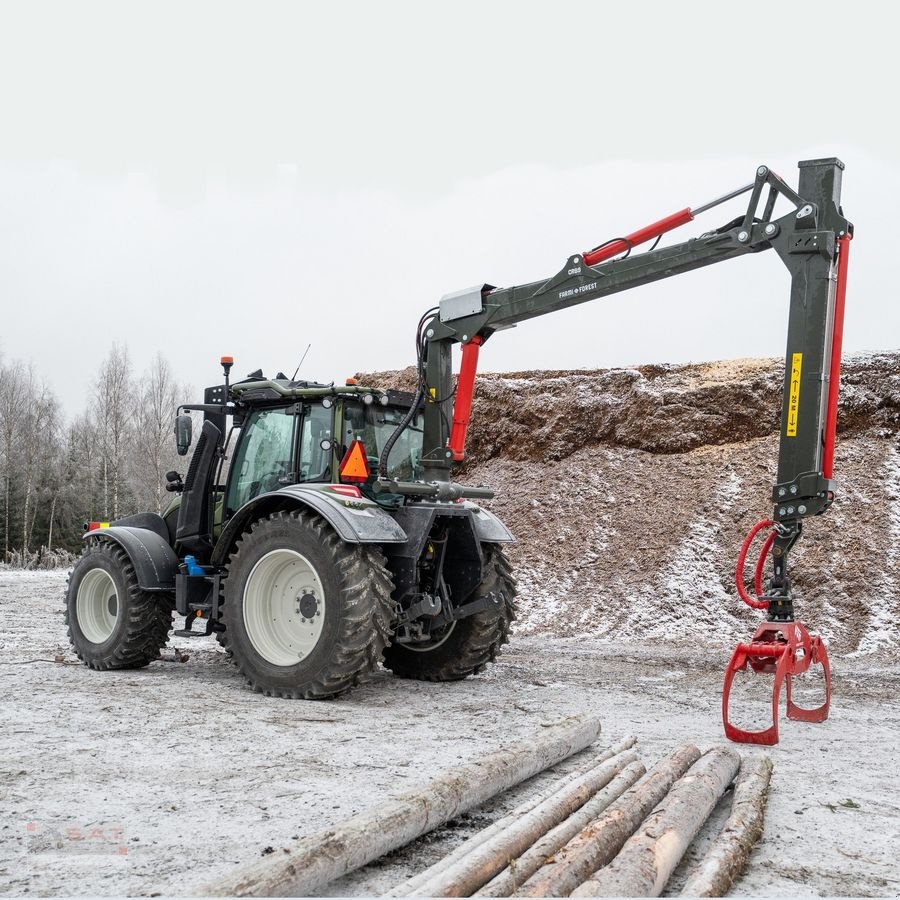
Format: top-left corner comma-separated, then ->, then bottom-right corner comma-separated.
382,544 -> 516,681
65,541 -> 174,670
223,510 -> 395,699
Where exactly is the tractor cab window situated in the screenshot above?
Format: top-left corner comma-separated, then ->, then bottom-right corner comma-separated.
225,406 -> 296,514
298,404 -> 332,482
342,402 -> 424,485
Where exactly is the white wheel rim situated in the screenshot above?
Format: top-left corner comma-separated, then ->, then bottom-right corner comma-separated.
243,549 -> 326,666
76,568 -> 119,643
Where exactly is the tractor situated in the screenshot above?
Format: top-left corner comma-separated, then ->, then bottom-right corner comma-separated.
66,370 -> 516,697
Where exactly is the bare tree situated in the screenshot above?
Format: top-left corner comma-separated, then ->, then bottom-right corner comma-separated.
131,352 -> 185,513
65,414 -> 100,527
92,344 -> 134,521
0,360 -> 30,556
20,380 -> 58,552
0,342 -> 192,561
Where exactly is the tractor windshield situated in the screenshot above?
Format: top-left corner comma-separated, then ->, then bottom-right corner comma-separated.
342,402 -> 424,484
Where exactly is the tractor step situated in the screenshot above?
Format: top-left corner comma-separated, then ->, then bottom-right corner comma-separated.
174,612 -> 214,638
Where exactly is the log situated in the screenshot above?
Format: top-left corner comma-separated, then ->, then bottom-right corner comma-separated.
476,760 -> 646,897
679,754 -> 774,897
199,714 -> 601,897
571,746 -> 741,898
388,736 -> 637,898
407,749 -> 641,897
515,744 -> 702,898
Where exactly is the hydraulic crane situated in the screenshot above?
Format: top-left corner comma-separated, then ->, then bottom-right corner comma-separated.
378,157 -> 852,745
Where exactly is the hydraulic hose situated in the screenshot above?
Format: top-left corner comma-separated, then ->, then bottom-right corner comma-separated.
378,307 -> 436,480
735,520 -> 775,611
378,380 -> 424,480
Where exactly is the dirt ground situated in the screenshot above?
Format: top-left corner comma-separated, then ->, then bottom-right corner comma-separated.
1,571 -> 898,897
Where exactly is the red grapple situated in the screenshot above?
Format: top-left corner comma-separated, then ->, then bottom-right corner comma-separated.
723,620 -> 831,746
723,520 -> 832,745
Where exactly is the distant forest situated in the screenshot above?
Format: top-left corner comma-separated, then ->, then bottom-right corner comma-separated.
0,344 -> 190,562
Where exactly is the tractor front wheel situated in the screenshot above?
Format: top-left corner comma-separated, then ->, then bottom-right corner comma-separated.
65,541 -> 174,669
382,544 -> 516,681
223,510 -> 395,699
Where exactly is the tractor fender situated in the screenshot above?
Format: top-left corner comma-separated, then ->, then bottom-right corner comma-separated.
466,502 -> 516,543
84,525 -> 179,592
210,485 -> 408,567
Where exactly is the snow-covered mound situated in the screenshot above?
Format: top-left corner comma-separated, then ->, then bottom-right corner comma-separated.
365,353 -> 900,653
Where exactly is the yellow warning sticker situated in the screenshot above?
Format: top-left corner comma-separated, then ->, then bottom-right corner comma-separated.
787,352 -> 802,437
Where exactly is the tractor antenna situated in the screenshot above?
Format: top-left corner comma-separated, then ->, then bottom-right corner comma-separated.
291,344 -> 311,381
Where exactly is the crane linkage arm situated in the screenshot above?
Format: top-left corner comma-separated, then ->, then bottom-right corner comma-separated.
420,159 -> 852,536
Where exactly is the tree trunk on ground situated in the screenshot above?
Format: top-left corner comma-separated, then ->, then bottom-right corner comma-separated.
199,715 -> 602,898
679,754 -> 773,897
515,744 -> 702,898
408,748 -> 641,897
389,736 -> 637,898
571,747 -> 740,898
477,759 -> 646,897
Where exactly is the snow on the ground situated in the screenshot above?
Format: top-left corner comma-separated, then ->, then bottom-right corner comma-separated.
1,571 -> 899,897
858,443 -> 900,653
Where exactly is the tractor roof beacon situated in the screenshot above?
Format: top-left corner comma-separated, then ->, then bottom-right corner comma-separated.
68,159 -> 851,743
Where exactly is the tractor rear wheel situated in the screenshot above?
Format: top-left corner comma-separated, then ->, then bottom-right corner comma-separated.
223,510 -> 395,699
65,541 -> 174,669
382,544 -> 516,681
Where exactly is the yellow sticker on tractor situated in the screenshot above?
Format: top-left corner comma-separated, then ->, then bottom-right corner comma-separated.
787,352 -> 802,437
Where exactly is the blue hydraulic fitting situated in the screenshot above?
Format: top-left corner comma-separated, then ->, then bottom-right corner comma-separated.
184,555 -> 205,576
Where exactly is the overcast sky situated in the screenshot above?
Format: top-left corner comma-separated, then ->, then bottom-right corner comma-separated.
1,0 -> 896,414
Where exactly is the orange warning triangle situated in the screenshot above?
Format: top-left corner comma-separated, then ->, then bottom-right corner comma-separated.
339,439 -> 370,483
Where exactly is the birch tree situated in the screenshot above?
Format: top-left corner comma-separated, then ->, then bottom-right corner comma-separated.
93,344 -> 133,520
20,382 -> 58,552
132,352 -> 184,513
0,360 -> 30,555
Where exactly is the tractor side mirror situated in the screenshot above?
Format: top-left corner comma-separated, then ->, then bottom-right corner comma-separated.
174,414 -> 193,456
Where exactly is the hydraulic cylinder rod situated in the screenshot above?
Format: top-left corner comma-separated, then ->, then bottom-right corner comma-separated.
448,335 -> 483,462
581,181 -> 755,267
582,208 -> 694,266
822,235 -> 851,480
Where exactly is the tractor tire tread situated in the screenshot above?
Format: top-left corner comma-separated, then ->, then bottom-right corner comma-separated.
65,541 -> 174,670
225,509 -> 395,699
382,544 -> 516,681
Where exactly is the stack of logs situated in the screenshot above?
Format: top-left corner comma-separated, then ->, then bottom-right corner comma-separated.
389,739 -> 773,897
201,713 -> 772,898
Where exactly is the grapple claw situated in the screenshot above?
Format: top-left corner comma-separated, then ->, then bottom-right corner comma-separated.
723,621 -> 831,745
786,633 -> 831,723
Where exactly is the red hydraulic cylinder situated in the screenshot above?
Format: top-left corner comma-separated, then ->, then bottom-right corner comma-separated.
822,235 -> 851,480
582,208 -> 694,267
448,336 -> 484,462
